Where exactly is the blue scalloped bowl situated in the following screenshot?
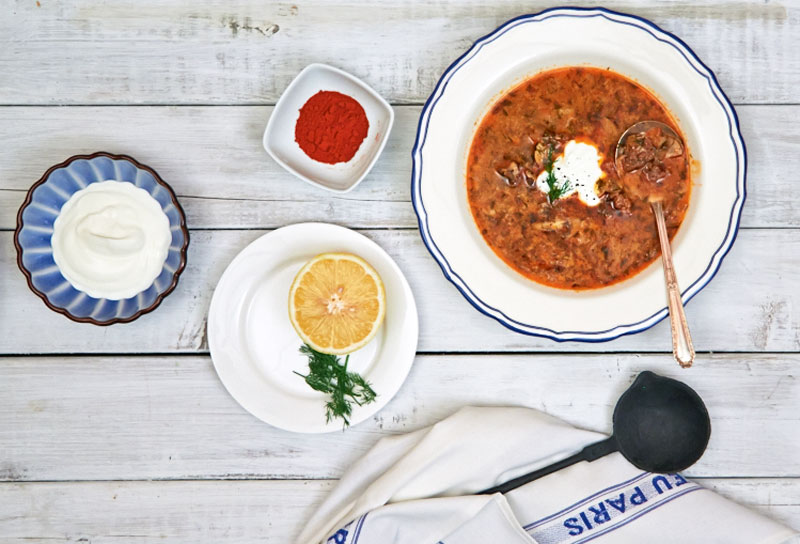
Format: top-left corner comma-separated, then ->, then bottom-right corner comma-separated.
14,152 -> 189,325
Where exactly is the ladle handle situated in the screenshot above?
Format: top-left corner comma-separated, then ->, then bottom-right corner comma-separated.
478,436 -> 618,495
652,201 -> 695,368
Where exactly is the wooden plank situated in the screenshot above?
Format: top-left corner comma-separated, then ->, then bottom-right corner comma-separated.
0,480 -> 333,543
701,479 -> 800,531
0,105 -> 416,234
1,1 -> 797,105
1,228 -> 799,354
0,479 -> 796,542
0,104 -> 796,229
1,353 -> 798,481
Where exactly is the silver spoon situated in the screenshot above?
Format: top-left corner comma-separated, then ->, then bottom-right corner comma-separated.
615,121 -> 695,368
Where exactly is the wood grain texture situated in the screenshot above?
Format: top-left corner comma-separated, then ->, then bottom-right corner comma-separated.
0,479 -> 796,543
702,479 -> 800,530
0,480 -> 333,543
0,104 -> 797,229
2,1 -> 799,539
2,229 -> 799,354
2,354 -> 798,481
1,1 -> 797,105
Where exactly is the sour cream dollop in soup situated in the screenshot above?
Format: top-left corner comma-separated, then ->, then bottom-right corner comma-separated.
52,180 -> 171,300
467,66 -> 691,290
533,140 -> 605,207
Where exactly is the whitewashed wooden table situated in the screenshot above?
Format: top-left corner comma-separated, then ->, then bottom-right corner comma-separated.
1,1 -> 799,542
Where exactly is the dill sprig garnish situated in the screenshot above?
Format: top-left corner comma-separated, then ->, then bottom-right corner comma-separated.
294,343 -> 377,427
544,144 -> 572,203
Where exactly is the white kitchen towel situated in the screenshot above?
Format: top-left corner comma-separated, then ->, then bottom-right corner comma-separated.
296,406 -> 798,544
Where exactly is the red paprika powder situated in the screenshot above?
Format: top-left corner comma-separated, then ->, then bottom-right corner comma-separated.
295,90 -> 369,164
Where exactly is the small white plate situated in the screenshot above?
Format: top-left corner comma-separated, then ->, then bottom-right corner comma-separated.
412,7 -> 746,342
263,63 -> 394,193
207,223 -> 418,433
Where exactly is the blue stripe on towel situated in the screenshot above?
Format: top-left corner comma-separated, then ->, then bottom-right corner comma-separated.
527,473 -> 700,544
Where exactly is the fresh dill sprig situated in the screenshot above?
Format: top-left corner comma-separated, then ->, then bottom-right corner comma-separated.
294,343 -> 377,427
544,144 -> 572,203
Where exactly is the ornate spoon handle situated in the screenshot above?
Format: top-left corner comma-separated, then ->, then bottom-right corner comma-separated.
652,201 -> 695,368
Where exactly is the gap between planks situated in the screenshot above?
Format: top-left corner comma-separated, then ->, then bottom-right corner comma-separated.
1,102 -> 798,107
2,350 -> 800,358
1,476 -> 797,483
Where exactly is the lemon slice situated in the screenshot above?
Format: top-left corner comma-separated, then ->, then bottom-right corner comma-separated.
289,253 -> 386,355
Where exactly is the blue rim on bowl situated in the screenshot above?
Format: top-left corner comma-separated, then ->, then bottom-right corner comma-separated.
411,7 -> 747,342
14,152 -> 190,325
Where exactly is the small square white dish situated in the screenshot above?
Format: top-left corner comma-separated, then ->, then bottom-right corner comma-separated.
263,63 -> 394,193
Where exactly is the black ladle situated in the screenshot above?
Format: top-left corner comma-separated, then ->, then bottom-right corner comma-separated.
479,371 -> 711,495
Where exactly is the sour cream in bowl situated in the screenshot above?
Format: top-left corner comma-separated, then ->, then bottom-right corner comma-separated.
51,180 -> 172,300
15,152 -> 189,325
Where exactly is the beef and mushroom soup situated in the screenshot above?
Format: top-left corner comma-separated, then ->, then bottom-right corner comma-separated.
467,66 -> 691,290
